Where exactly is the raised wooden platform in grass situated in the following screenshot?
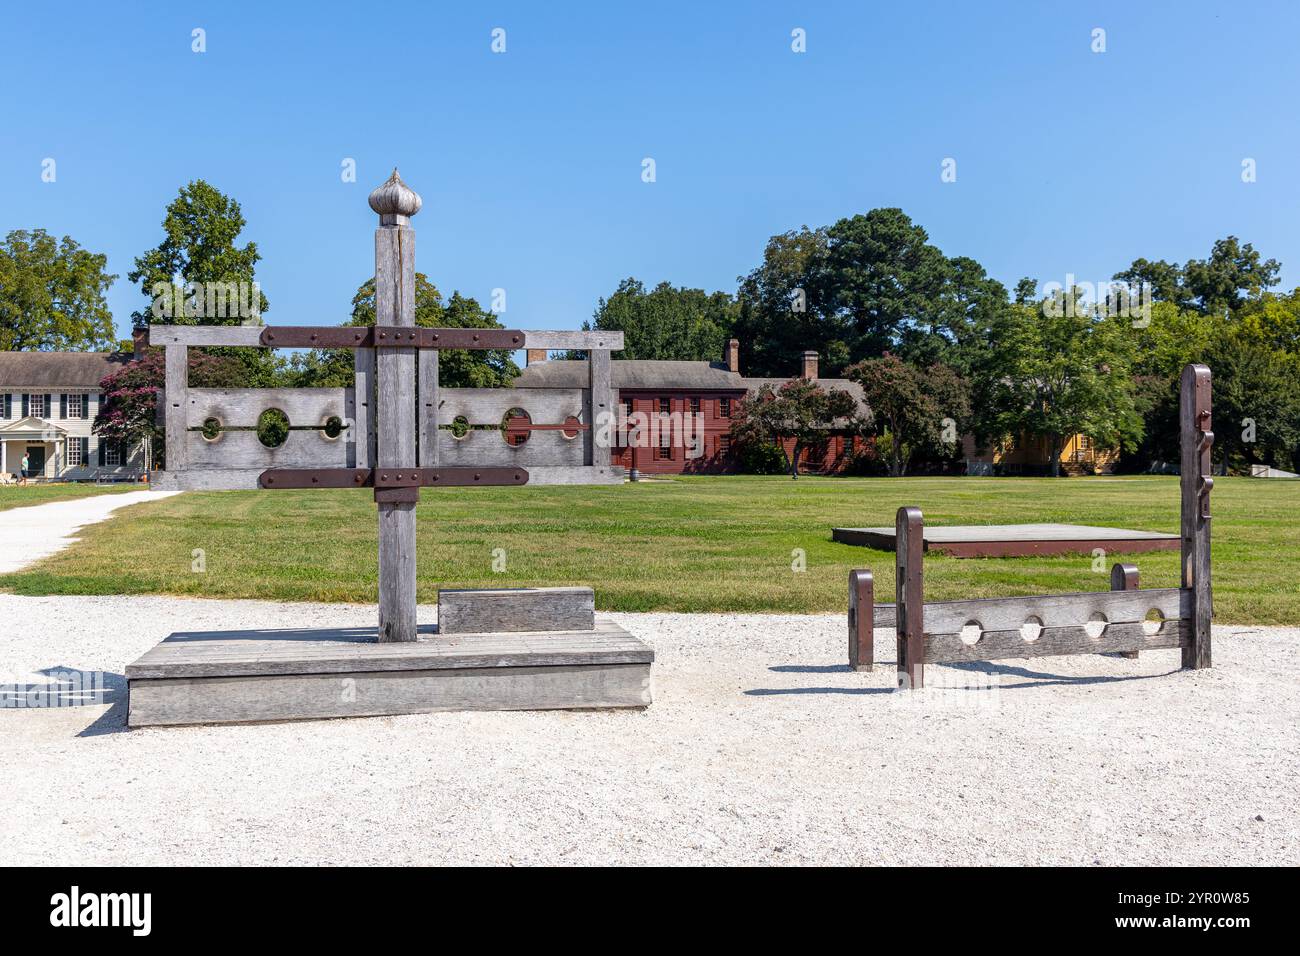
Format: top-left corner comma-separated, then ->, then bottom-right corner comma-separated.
126,618 -> 653,727
831,522 -> 1179,558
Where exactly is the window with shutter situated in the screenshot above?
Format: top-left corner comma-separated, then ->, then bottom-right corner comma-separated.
28,394 -> 45,418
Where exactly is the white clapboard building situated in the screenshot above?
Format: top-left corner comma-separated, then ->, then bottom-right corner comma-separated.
0,335 -> 147,481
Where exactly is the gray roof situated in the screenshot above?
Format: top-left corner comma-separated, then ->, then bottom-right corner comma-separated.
742,376 -> 869,412
512,358 -> 870,421
0,351 -> 132,388
513,359 -> 745,391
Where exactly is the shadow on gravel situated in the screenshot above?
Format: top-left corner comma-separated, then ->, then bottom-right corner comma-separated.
751,659 -> 1179,695
0,667 -> 128,736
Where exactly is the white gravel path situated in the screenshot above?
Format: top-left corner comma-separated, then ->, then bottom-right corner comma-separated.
0,490 -> 181,573
0,593 -> 1295,866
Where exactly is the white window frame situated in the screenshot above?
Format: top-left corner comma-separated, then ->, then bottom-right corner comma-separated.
104,442 -> 122,466
66,393 -> 86,419
29,394 -> 47,418
66,436 -> 85,467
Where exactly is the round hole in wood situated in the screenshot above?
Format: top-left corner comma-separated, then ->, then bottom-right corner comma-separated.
501,407 -> 531,446
450,415 -> 470,439
561,414 -> 582,440
200,417 -> 222,441
1142,608 -> 1165,637
321,415 -> 344,440
256,408 -> 289,448
1020,616 -> 1044,643
959,620 -> 983,646
1085,612 -> 1108,639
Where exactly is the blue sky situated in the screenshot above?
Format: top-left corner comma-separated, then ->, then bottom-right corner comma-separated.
2,0 -> 1297,343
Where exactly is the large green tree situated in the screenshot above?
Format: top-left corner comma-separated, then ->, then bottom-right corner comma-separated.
577,278 -> 737,361
0,229 -> 117,351
128,180 -> 274,384
283,274 -> 519,388
733,209 -> 1008,377
1114,236 -> 1280,316
846,354 -> 971,476
974,293 -> 1143,476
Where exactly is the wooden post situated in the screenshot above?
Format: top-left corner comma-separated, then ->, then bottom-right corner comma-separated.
353,348 -> 374,469
164,344 -> 188,472
848,569 -> 873,671
418,350 -> 439,467
1110,562 -> 1140,659
895,506 -> 925,689
1180,363 -> 1213,669
589,348 -> 612,468
370,170 -> 422,643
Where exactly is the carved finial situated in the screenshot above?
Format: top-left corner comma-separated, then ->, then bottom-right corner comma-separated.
368,168 -> 423,222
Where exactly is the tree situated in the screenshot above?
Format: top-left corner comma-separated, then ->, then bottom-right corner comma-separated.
846,354 -> 970,476
729,378 -> 861,478
128,180 -> 274,384
1183,236 -> 1280,315
1202,328 -> 1300,474
577,278 -> 737,361
0,229 -> 117,351
1114,236 -> 1280,317
95,349 -> 243,469
974,295 -> 1143,476
283,274 -> 519,388
734,210 -> 1006,377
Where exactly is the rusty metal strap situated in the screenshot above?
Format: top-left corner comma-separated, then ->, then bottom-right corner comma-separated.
259,467 -> 529,489
258,326 -> 525,350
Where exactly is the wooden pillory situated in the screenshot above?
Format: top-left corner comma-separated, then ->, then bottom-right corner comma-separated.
127,171 -> 652,726
848,363 -> 1213,687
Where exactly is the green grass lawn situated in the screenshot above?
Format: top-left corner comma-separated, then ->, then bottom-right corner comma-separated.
0,481 -> 148,513
1,475 -> 1295,623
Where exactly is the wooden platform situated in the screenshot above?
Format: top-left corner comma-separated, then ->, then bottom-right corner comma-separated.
831,523 -> 1180,558
126,620 -> 653,727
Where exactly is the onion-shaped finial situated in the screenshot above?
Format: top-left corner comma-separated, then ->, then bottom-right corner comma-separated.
368,168 -> 423,220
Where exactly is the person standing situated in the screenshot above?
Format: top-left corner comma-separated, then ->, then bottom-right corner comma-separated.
19,451 -> 30,486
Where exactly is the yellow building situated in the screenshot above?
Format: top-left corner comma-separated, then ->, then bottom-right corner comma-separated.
963,433 -> 1120,476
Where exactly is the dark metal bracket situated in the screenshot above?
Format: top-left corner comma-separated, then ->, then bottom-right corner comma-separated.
259,466 -> 529,503
259,326 -> 525,350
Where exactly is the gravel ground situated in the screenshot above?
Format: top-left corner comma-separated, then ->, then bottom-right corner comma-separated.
0,490 -> 180,573
1,592 -> 1296,866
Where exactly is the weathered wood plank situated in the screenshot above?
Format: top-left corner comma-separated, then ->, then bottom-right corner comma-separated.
896,506 -> 924,689
926,619 -> 1187,663
184,429 -> 347,468
438,587 -> 595,634
125,621 -> 647,678
164,345 -> 188,473
374,221 -> 418,642
435,428 -> 584,467
152,468 -> 264,490
921,587 -> 1186,636
150,324 -> 266,347
848,569 -> 873,672
1181,362 -> 1213,669
522,331 -> 624,351
522,465 -> 623,485
185,387 -> 349,430
440,387 -> 586,425
589,349 -> 612,469
127,662 -> 652,726
353,347 -> 375,469
418,349 -> 438,467
1111,562 -> 1141,659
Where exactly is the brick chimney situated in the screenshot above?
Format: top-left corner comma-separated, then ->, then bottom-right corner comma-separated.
801,350 -> 819,380
132,326 -> 149,360
724,338 -> 740,374
526,349 -> 548,366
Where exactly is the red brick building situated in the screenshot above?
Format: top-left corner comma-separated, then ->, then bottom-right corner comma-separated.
512,339 -> 868,475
